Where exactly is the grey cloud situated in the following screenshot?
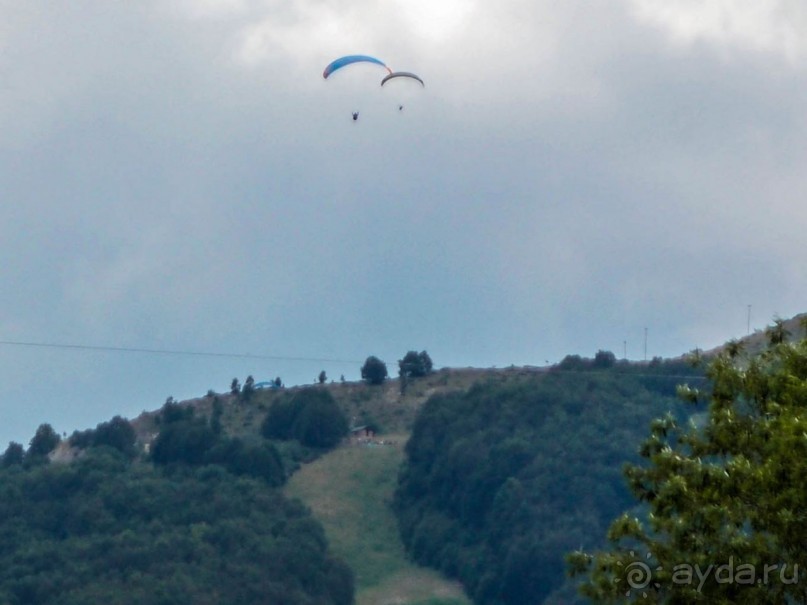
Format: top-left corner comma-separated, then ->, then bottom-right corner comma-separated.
0,1 -> 806,445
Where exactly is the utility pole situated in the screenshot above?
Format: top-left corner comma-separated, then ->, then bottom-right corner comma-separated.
623,340 -> 627,360
644,327 -> 648,362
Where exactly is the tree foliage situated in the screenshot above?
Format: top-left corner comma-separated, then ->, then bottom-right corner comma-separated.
261,394 -> 305,441
151,400 -> 285,486
292,394 -> 349,449
0,447 -> 353,605
27,424 -> 60,460
1,442 -> 24,467
361,356 -> 388,385
151,413 -> 217,466
70,416 -> 136,457
261,388 -> 349,449
399,350 -> 434,379
241,375 -> 255,402
569,333 -> 807,604
395,358 -> 701,604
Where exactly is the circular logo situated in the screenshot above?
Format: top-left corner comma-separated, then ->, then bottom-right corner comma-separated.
615,551 -> 662,598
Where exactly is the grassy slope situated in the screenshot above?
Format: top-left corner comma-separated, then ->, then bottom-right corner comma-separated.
285,435 -> 471,605
131,367 -> 541,446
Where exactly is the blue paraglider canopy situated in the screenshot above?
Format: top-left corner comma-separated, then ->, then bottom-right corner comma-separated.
323,55 -> 391,79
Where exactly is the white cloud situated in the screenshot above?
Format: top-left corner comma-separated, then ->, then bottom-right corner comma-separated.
391,0 -> 475,44
166,0 -> 249,20
628,0 -> 807,65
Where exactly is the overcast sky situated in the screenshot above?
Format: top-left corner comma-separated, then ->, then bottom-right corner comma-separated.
1,0 -> 806,446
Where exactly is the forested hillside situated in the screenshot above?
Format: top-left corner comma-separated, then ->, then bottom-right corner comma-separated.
0,350 -> 716,605
0,358 -> 487,605
394,355 -> 705,605
0,398 -> 354,605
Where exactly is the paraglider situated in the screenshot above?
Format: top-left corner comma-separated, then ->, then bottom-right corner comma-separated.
380,71 -> 425,87
380,71 -> 424,114
322,56 -> 423,120
323,55 -> 392,121
322,55 -> 391,79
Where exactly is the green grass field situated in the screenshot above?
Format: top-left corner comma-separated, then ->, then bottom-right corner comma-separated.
284,436 -> 470,605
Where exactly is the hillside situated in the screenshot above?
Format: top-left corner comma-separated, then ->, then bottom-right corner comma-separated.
393,358 -> 702,605
125,311 -> 807,448
116,354 -> 708,605
700,312 -> 807,358
120,366 -> 546,605
114,319 -> 794,605
127,366 -> 550,454
34,315 -> 802,605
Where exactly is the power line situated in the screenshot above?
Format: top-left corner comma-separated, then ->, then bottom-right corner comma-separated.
0,339 -> 362,365
0,339 -> 710,381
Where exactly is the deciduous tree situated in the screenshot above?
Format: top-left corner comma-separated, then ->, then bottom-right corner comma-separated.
569,331 -> 807,603
27,423 -> 60,459
361,356 -> 388,385
398,350 -> 434,378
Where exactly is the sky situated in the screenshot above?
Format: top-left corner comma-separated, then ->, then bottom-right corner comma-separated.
1,0 -> 807,446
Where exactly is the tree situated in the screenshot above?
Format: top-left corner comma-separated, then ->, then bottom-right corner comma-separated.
766,316 -> 790,345
261,395 -> 304,440
157,397 -> 192,425
318,370 -> 327,384
230,378 -> 240,395
361,356 -> 388,385
92,416 -> 136,457
291,392 -> 349,448
592,349 -> 616,369
206,438 -> 285,486
399,350 -> 434,379
151,406 -> 217,466
151,420 -> 217,466
27,423 -> 60,459
420,350 -> 433,373
210,398 -> 224,435
1,442 -> 24,467
262,389 -> 348,450
568,334 -> 807,603
241,375 -> 255,402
